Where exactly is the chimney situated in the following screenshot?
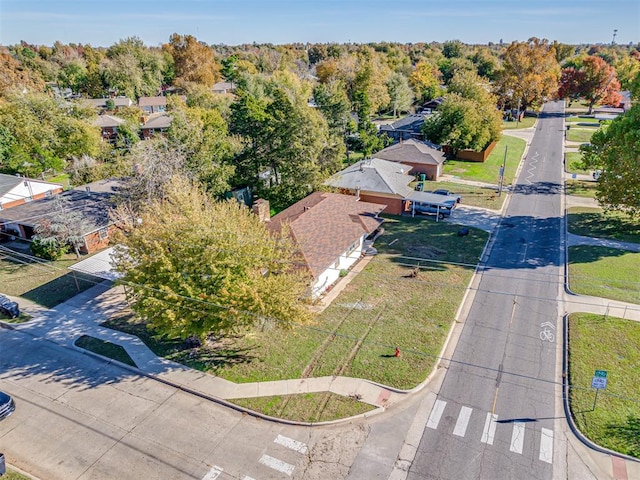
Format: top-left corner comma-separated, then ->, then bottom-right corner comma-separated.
252,198 -> 270,222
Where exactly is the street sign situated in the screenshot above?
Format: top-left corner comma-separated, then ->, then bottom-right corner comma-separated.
591,377 -> 607,389
595,370 -> 607,378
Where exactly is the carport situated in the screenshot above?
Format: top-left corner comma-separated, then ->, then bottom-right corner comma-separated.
68,246 -> 122,282
402,191 -> 459,221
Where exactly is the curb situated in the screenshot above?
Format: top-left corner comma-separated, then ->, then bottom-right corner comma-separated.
561,314 -> 640,464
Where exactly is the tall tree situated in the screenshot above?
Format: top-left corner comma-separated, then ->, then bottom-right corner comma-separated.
423,93 -> 501,153
0,48 -> 45,96
385,72 -> 413,117
580,56 -> 622,113
114,176 -> 311,340
495,38 -> 560,112
166,34 -> 221,87
409,60 -> 440,104
580,104 -> 640,216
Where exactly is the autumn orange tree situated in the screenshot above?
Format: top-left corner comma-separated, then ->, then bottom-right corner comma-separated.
165,34 -> 221,87
495,38 -> 560,112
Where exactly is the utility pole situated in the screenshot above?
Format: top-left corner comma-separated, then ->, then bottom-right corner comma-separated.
498,146 -> 507,197
612,29 -> 618,45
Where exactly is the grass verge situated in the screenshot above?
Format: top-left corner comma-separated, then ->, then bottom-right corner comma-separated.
568,313 -> 640,458
230,392 -> 376,422
0,312 -> 32,323
565,151 -> 589,174
568,246 -> 640,304
2,470 -> 33,480
75,335 -> 137,367
566,128 -> 596,143
0,249 -> 97,308
567,208 -> 640,243
106,216 -> 487,391
565,180 -> 597,198
443,135 -> 525,185
501,116 -> 536,129
421,181 -> 504,210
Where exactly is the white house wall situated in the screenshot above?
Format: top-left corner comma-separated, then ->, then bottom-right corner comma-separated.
311,235 -> 366,299
1,180 -> 61,206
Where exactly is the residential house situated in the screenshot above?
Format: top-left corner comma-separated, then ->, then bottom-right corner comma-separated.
326,158 -> 460,218
0,174 -> 63,211
379,113 -> 429,142
138,96 -> 167,114
93,115 -> 125,143
212,82 -> 235,94
140,113 -> 172,139
374,138 -> 446,180
0,179 -> 122,254
326,158 -> 413,215
264,192 -> 385,299
81,97 -> 133,112
419,96 -> 445,112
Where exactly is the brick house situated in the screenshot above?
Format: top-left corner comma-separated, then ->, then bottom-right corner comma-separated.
374,139 -> 446,180
264,192 -> 385,299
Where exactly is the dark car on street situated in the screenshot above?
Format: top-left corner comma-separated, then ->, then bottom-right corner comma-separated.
0,391 -> 15,420
0,294 -> 19,319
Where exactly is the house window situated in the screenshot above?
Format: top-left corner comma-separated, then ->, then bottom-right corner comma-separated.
98,227 -> 109,240
346,240 -> 359,256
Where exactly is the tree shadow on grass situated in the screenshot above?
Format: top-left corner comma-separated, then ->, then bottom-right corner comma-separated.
605,416 -> 640,458
21,272 -> 96,308
175,344 -> 258,372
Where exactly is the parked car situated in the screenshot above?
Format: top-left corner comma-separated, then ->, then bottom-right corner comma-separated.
0,294 -> 19,319
412,200 -> 456,220
432,189 -> 462,203
0,391 -> 15,420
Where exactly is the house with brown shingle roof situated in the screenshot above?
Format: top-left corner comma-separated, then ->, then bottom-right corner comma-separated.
265,192 -> 385,299
374,138 -> 446,180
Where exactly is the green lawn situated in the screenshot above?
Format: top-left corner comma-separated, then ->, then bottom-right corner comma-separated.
565,151 -> 589,174
565,180 -> 597,199
230,392 -> 375,422
568,207 -> 640,243
424,181 -> 505,210
0,249 -> 97,308
501,116 -> 536,129
443,135 -> 526,185
568,246 -> 640,304
75,335 -> 137,367
106,216 -> 488,393
1,470 -> 33,480
566,128 -> 596,143
45,172 -> 71,188
568,313 -> 640,458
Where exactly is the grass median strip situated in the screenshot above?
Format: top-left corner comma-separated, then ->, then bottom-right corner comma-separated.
75,335 -> 137,367
568,246 -> 640,304
568,313 -> 640,458
230,392 -> 376,422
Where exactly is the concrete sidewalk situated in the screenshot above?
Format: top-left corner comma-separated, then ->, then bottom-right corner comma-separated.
12,282 -> 409,415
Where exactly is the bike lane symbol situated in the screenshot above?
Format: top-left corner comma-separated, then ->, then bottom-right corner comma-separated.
540,321 -> 555,343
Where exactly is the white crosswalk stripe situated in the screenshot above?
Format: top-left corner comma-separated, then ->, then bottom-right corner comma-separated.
202,466 -> 223,480
274,434 -> 308,454
539,428 -> 554,464
510,422 -> 526,454
259,454 -> 295,476
426,399 -> 447,430
424,402 -> 553,464
453,406 -> 473,437
480,413 -> 498,445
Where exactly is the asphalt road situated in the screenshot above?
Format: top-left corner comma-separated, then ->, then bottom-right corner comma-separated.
0,327 -> 371,480
407,102 -> 566,479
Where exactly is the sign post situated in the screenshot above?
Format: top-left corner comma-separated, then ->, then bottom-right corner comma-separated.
591,370 -> 608,410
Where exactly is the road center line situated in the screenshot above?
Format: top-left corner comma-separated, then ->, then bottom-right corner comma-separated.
510,422 -> 526,454
453,406 -> 473,437
274,434 -> 308,454
426,399 -> 447,429
481,413 -> 498,445
539,428 -> 554,464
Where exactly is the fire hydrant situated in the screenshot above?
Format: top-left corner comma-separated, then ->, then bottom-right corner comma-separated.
394,346 -> 401,357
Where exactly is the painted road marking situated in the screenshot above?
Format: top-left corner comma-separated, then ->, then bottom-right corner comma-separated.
510,422 -> 526,454
275,434 -> 308,454
243,477 -> 256,480
453,406 -> 473,437
539,428 -> 554,464
426,399 -> 447,429
202,466 -> 223,480
259,454 -> 295,476
480,413 -> 498,445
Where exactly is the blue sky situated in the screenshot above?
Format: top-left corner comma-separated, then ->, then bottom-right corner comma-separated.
1,0 -> 638,47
